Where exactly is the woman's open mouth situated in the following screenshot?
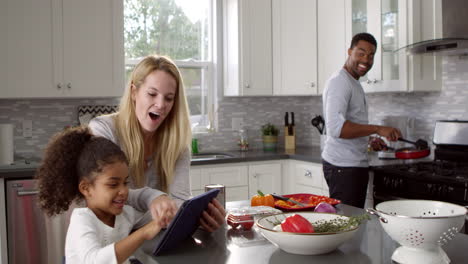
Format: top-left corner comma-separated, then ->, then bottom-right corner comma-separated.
149,111 -> 161,121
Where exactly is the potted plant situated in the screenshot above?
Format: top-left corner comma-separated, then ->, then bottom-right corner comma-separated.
261,123 -> 279,151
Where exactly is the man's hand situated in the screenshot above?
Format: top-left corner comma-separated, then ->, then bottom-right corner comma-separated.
149,195 -> 178,228
375,126 -> 402,141
369,136 -> 389,151
199,199 -> 226,232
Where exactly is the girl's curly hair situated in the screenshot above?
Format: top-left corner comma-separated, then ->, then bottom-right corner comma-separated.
36,126 -> 128,216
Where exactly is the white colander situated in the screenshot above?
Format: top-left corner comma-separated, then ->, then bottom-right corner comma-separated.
367,200 -> 467,264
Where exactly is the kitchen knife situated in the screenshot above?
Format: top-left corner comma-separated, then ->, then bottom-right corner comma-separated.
271,194 -> 307,207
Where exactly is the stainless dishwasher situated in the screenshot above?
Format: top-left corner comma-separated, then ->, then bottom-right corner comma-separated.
6,178 -> 68,264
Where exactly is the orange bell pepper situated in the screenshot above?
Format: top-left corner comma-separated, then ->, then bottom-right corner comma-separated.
251,190 -> 275,207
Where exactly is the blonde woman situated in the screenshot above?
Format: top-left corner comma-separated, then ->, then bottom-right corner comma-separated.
89,55 -> 225,232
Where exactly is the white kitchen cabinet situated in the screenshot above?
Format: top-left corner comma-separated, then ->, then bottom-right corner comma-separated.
0,0 -> 124,98
248,162 -> 282,197
224,0 -> 273,96
194,164 -> 249,202
345,0 -> 441,93
405,0 -> 442,92
272,0 -> 317,95
288,160 -> 329,196
190,161 -> 283,202
317,0 -> 347,95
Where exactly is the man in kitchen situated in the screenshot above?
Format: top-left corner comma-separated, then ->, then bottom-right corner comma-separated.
321,32 -> 402,208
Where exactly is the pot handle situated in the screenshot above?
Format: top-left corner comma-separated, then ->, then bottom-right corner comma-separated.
366,208 -> 388,224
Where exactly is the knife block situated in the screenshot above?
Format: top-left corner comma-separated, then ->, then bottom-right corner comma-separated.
284,126 -> 296,150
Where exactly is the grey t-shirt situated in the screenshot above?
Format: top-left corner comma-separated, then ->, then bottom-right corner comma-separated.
322,68 -> 369,167
88,113 -> 191,210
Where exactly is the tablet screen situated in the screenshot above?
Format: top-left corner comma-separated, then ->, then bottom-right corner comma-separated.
147,189 -> 220,255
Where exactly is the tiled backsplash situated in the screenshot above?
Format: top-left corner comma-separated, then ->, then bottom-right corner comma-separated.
1,56 -> 467,158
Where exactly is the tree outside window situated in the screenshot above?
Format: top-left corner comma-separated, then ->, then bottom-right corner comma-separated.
124,0 -> 214,130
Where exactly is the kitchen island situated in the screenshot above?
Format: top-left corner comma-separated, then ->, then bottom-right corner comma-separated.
134,201 -> 468,264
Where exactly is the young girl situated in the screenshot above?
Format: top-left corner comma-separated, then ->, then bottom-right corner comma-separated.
36,126 -> 161,264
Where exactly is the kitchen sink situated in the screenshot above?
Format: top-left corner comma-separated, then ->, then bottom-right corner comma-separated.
191,152 -> 234,161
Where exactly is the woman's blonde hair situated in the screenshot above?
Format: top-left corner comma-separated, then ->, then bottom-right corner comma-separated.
115,55 -> 191,191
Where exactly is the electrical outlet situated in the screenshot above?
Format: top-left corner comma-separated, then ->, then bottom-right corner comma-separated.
232,117 -> 243,130
23,120 -> 32,138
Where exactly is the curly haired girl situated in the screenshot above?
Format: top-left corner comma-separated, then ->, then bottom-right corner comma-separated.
36,126 -> 161,264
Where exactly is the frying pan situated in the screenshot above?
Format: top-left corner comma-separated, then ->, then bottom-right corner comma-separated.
386,138 -> 430,159
394,147 -> 430,159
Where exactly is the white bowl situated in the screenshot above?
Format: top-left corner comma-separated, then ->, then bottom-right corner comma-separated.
256,212 -> 359,255
367,200 -> 467,264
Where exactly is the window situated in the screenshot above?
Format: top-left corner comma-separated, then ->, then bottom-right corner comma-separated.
124,0 -> 216,131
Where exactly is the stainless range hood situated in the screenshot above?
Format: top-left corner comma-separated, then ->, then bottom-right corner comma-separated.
398,0 -> 468,56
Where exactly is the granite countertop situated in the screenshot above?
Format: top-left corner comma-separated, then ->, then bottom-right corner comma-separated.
134,200 -> 468,264
0,146 -> 434,179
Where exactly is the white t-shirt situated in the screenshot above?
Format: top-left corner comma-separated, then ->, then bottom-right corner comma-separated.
322,68 -> 369,167
65,206 -> 143,264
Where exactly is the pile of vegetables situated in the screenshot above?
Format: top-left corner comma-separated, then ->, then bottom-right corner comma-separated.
275,212 -> 369,234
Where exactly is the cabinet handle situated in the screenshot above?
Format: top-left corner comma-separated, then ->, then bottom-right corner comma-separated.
304,170 -> 312,178
310,82 -> 315,88
366,80 -> 372,84
17,189 -> 39,196
253,173 -> 259,178
245,83 -> 250,88
57,83 -> 63,89
67,83 -> 72,89
372,79 -> 378,84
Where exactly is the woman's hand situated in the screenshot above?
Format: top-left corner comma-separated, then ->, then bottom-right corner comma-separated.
199,199 -> 227,232
149,195 -> 178,228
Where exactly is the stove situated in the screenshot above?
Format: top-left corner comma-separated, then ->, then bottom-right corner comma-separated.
372,120 -> 468,233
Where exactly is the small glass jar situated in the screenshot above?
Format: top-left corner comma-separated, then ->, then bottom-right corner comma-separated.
238,129 -> 249,151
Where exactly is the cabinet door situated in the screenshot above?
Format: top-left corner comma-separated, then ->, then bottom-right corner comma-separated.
189,167 -> 202,195
406,0 -> 442,92
317,0 -> 347,94
346,0 -> 407,93
201,165 -> 249,201
239,0 -> 272,95
62,0 -> 124,97
1,0 -> 56,98
272,0 -> 317,95
248,163 -> 282,197
291,161 -> 325,195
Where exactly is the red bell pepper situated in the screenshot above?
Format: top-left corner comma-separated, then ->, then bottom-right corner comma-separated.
281,214 -> 315,233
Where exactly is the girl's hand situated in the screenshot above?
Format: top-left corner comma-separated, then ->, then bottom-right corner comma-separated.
141,220 -> 162,240
199,199 -> 226,232
149,195 -> 178,228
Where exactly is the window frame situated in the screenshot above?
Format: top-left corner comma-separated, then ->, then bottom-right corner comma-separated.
123,0 -> 220,134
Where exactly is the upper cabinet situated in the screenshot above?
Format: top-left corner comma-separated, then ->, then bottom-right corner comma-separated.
345,0 -> 441,93
272,0 -> 317,95
224,0 -> 273,96
0,0 -> 124,98
317,0 -> 347,95
224,0 -> 319,96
